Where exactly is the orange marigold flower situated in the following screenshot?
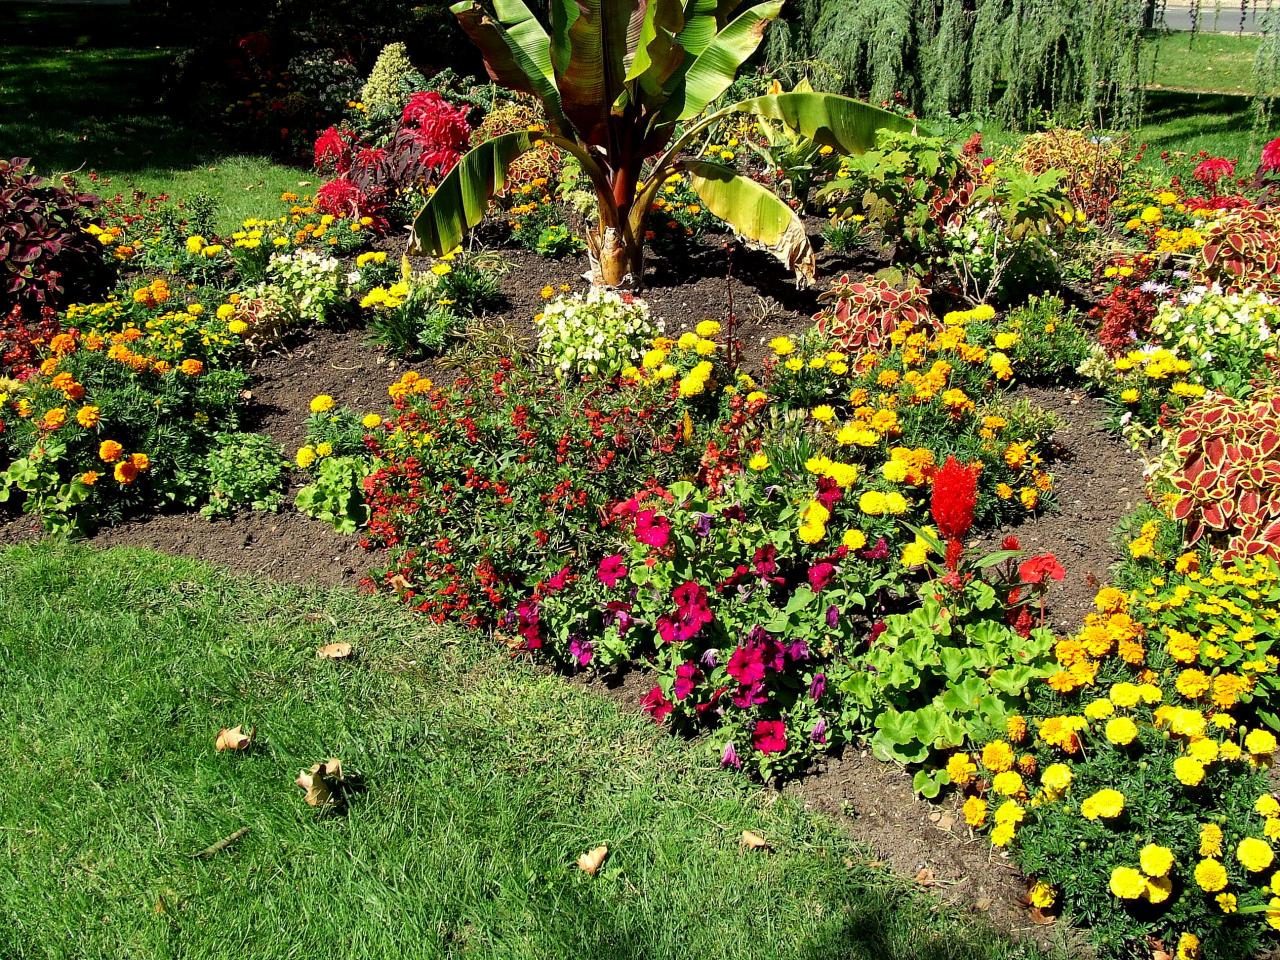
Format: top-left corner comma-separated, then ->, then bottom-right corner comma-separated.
130,452 -> 151,472
79,471 -> 100,486
76,406 -> 101,429
179,359 -> 204,376
114,461 -> 139,485
99,440 -> 124,463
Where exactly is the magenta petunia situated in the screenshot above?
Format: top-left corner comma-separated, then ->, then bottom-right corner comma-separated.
673,661 -> 701,700
634,510 -> 672,548
597,554 -> 628,589
641,685 -> 673,722
752,719 -> 787,754
808,561 -> 835,592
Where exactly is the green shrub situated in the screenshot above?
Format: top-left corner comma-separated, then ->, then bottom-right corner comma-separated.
201,432 -> 287,517
295,454 -> 372,534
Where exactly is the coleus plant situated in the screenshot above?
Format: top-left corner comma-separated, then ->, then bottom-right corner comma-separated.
410,0 -> 913,285
1196,208 -> 1280,295
814,274 -> 934,353
0,158 -> 109,317
1171,388 -> 1280,561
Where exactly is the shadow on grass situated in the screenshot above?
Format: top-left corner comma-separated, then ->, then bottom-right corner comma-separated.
0,3 -> 242,173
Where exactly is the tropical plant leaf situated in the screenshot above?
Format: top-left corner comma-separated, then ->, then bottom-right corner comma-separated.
452,0 -> 569,132
625,0 -> 686,95
660,0 -> 782,122
550,0 -> 635,145
727,92 -> 917,154
410,132 -> 536,257
679,160 -> 816,284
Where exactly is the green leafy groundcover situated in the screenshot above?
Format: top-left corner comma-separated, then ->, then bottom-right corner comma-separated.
0,543 -> 1049,960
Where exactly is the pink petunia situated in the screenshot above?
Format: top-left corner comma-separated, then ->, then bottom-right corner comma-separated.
641,686 -> 673,722
634,510 -> 671,549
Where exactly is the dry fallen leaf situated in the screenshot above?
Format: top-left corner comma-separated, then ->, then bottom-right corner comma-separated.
214,725 -> 254,752
316,642 -> 353,660
297,758 -> 345,807
740,830 -> 770,851
388,574 -> 410,593
974,896 -> 993,912
1029,906 -> 1057,926
576,845 -> 608,876
914,867 -> 937,887
1151,951 -> 1171,960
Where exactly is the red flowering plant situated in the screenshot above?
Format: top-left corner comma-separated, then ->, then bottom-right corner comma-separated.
359,361 -> 706,627
312,91 -> 471,224
827,460 -> 1061,796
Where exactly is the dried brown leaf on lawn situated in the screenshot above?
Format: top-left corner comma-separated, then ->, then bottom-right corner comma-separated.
214,725 -> 254,752
576,845 -> 609,876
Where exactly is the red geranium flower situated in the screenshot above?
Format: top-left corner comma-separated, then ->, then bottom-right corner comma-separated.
1193,156 -> 1236,189
1018,553 -> 1065,584
752,719 -> 787,754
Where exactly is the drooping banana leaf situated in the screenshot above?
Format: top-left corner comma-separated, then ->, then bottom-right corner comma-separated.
452,0 -> 570,132
550,0 -> 637,147
678,159 -> 816,284
726,92 -> 919,154
409,132 -> 537,257
657,0 -> 783,123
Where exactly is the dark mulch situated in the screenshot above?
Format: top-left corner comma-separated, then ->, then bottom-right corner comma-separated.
979,385 -> 1149,631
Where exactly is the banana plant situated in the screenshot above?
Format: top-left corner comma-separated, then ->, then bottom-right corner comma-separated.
410,0 -> 915,286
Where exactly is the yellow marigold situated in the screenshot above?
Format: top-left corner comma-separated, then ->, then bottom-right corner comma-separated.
1174,756 -> 1206,787
1007,715 -> 1028,744
361,414 -> 382,429
1041,762 -> 1072,795
1081,788 -> 1125,820
1109,682 -> 1141,708
841,529 -> 866,551
982,740 -> 1015,773
1195,858 -> 1228,891
1176,669 -> 1211,699
797,522 -> 825,545
1028,880 -> 1055,909
1109,866 -> 1146,899
1258,795 -> 1280,818
1238,837 -> 1275,873
1200,823 -> 1224,858
1217,892 -> 1238,913
963,795 -> 987,827
296,446 -> 317,469
1084,699 -> 1115,720
992,771 -> 1024,797
993,800 -> 1025,825
75,405 -> 100,429
946,753 -> 977,786
1106,717 -> 1139,746
310,394 -> 336,414
990,822 -> 1016,847
1140,844 -> 1174,878
1176,932 -> 1200,960
1246,728 -> 1278,756
1145,875 -> 1173,904
811,405 -> 835,423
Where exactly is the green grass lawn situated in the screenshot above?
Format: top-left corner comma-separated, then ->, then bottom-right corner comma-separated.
0,2 -> 302,232
0,543 -> 1051,960
1149,30 -> 1258,96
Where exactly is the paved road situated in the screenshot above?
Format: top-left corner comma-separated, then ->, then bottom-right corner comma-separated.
1163,4 -> 1260,33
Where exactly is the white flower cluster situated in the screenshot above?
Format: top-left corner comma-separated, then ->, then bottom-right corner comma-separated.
535,287 -> 661,378
268,249 -> 346,324
1153,285 -> 1278,361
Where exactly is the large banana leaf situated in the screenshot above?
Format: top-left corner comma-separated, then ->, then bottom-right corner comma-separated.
550,0 -> 636,146
658,0 -> 781,123
726,92 -> 918,154
679,159 -> 816,284
675,0 -> 748,56
452,1 -> 569,132
409,132 -> 536,257
624,0 -> 686,96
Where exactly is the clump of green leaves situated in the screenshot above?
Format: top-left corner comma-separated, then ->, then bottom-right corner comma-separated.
202,432 -> 288,517
534,224 -> 586,258
296,455 -> 373,534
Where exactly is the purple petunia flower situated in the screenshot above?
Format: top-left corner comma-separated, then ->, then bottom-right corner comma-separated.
826,604 -> 839,629
810,718 -> 827,744
809,672 -> 826,701
721,741 -> 741,769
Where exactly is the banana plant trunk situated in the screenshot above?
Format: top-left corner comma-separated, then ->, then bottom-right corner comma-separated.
587,157 -> 645,287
